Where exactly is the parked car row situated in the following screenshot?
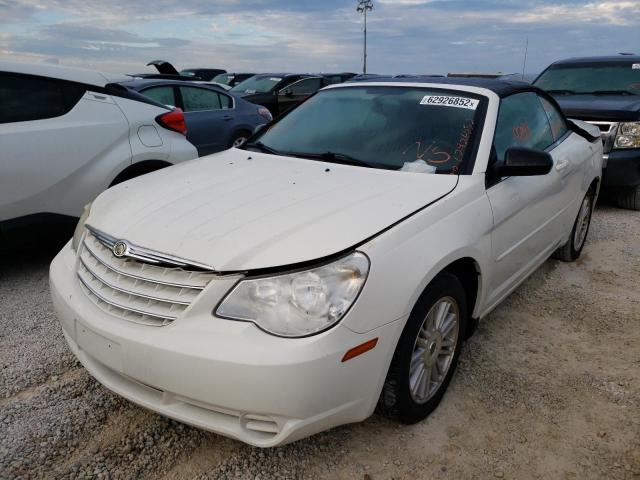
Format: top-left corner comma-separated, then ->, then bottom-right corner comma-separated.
134,60 -> 356,115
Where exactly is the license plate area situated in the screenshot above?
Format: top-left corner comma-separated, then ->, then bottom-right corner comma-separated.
76,321 -> 123,372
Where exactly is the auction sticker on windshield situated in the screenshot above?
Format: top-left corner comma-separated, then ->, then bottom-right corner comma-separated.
420,95 -> 479,110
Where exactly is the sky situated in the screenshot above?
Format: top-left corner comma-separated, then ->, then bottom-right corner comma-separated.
1,0 -> 639,76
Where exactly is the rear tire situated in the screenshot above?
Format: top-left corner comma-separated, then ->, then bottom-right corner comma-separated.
378,272 -> 467,424
229,131 -> 251,149
552,189 -> 594,262
616,185 -> 640,211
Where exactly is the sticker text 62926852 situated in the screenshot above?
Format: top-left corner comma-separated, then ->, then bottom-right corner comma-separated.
420,95 -> 479,110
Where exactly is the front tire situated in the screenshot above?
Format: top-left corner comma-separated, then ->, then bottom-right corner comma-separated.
378,272 -> 467,424
552,189 -> 594,262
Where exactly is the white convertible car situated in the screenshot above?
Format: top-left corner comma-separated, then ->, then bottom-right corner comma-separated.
50,78 -> 603,447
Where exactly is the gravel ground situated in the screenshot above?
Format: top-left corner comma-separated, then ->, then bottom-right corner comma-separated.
1,205 -> 639,480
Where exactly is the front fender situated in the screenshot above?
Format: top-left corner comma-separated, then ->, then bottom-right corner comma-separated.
343,176 -> 493,334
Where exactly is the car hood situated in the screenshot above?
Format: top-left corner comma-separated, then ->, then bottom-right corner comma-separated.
552,94 -> 640,122
88,150 -> 457,271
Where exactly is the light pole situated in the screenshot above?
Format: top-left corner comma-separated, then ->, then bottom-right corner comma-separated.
357,0 -> 373,74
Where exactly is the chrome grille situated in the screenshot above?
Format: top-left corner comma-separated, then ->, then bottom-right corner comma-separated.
77,229 -> 216,326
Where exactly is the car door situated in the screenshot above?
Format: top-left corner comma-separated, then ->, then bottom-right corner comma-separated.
276,77 -> 324,115
485,92 -> 576,307
0,72 -> 131,221
178,86 -> 232,156
538,95 -> 591,233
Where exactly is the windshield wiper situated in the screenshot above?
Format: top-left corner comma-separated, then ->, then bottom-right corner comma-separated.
288,151 -> 389,169
545,89 -> 576,95
589,90 -> 635,96
242,145 -> 392,169
243,141 -> 283,155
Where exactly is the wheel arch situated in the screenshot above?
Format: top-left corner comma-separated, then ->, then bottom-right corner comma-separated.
401,255 -> 483,336
590,176 -> 601,197
441,257 -> 481,322
109,160 -> 173,187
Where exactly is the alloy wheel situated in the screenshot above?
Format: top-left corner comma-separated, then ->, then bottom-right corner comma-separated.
574,195 -> 592,250
409,296 -> 460,404
232,136 -> 248,148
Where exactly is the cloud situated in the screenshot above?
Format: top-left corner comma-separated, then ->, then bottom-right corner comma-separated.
1,0 -> 639,74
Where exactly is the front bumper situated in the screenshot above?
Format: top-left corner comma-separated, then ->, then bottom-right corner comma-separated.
50,242 -> 404,447
602,148 -> 640,188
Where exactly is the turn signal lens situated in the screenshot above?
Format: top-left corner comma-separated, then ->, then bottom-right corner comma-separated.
342,338 -> 378,362
156,108 -> 187,135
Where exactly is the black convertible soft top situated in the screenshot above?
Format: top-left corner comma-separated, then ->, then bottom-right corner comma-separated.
348,75 -> 541,98
346,75 -> 599,141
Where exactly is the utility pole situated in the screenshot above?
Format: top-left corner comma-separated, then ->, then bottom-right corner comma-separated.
521,37 -> 529,81
357,0 -> 373,74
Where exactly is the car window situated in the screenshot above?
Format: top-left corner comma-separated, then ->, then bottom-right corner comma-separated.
213,73 -> 235,85
253,86 -> 486,174
538,96 -> 568,141
325,75 -> 343,85
219,93 -> 233,109
0,72 -> 85,124
285,78 -> 323,95
180,87 -> 221,112
230,76 -> 281,94
493,92 -> 555,162
142,86 -> 176,107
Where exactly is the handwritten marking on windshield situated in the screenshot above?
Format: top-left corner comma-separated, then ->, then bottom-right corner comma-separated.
402,141 -> 451,164
453,120 -> 475,165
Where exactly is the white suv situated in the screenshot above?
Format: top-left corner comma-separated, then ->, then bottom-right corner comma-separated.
0,61 -> 198,227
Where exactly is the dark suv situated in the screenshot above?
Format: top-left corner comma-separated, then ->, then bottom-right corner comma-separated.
534,55 -> 640,209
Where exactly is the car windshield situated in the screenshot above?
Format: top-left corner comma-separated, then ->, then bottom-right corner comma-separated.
534,63 -> 640,95
213,73 -> 235,85
231,76 -> 281,94
247,86 -> 485,174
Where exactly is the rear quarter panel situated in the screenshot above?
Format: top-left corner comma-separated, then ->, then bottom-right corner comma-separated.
0,93 -> 132,220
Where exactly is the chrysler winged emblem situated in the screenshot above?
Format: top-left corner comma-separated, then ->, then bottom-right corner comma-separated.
112,241 -> 128,258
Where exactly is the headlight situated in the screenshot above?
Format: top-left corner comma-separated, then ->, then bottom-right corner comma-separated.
216,252 -> 370,337
614,122 -> 640,149
71,202 -> 92,251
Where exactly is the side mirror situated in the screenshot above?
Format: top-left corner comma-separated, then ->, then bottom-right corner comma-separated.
493,147 -> 553,177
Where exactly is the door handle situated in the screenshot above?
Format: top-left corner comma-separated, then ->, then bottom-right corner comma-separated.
222,115 -> 233,121
555,159 -> 569,171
